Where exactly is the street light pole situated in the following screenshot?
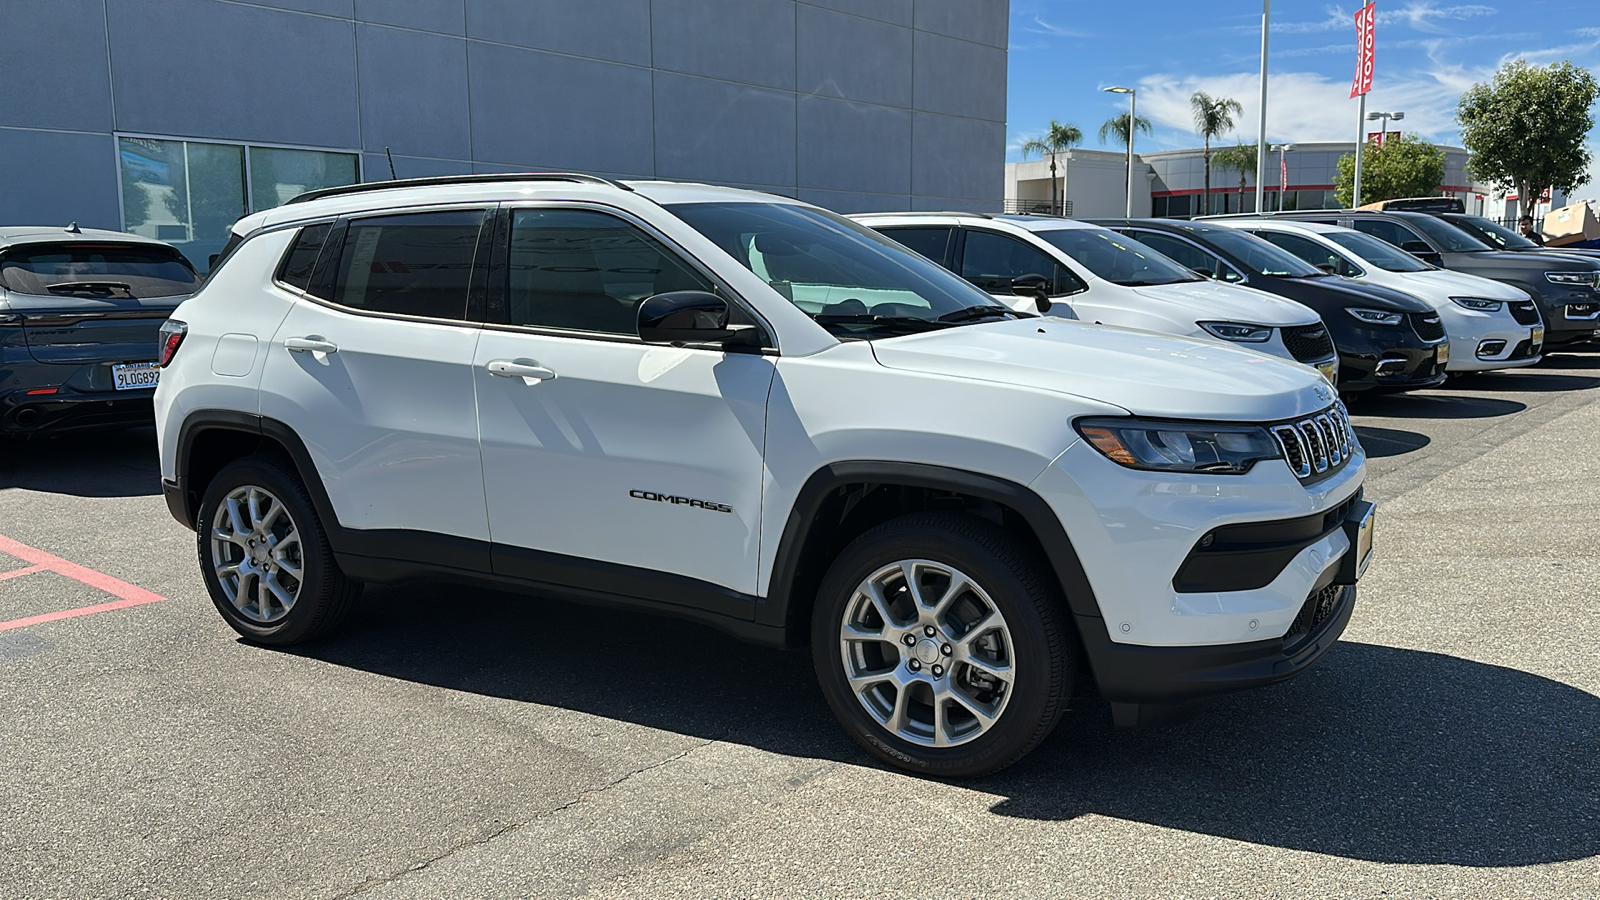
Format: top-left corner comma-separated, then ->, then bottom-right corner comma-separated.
1104,86 -> 1136,216
1255,0 -> 1270,214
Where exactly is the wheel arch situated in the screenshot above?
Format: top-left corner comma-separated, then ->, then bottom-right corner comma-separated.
172,410 -> 341,536
762,461 -> 1103,648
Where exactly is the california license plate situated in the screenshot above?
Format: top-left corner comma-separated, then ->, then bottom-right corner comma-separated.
1354,505 -> 1376,579
1316,360 -> 1338,384
112,361 -> 160,391
1434,342 -> 1449,365
1532,325 -> 1545,348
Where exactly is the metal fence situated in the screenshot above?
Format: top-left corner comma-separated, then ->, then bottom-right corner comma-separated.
1002,199 -> 1072,217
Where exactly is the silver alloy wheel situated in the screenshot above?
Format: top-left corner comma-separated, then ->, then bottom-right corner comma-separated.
839,559 -> 1015,748
210,485 -> 304,624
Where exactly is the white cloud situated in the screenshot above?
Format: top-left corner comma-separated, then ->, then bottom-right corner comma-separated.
1022,14 -> 1090,38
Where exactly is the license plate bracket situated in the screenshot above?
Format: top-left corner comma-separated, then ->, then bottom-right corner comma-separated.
1335,500 -> 1376,585
111,361 -> 160,391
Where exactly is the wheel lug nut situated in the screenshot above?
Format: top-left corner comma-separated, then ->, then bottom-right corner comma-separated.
931,665 -> 944,677
924,625 -> 936,637
909,659 -> 922,671
941,644 -> 952,656
903,634 -> 917,646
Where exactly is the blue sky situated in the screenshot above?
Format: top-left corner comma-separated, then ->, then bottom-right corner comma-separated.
1005,0 -> 1600,192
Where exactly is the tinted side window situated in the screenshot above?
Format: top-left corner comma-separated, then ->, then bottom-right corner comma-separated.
878,227 -> 953,267
1353,218 -> 1423,250
507,208 -> 715,335
960,230 -> 1084,297
330,209 -> 485,320
1255,231 -> 1359,276
275,223 -> 330,292
1133,233 -> 1228,279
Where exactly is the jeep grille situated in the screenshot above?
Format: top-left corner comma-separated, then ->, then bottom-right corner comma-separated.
1269,403 -> 1357,483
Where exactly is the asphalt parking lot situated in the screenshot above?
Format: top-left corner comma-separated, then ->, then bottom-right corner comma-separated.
3,353 -> 1598,900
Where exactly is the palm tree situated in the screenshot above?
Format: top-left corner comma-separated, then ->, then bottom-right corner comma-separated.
1020,120 -> 1083,215
1190,91 -> 1243,216
1212,142 -> 1258,214
1097,112 -> 1153,195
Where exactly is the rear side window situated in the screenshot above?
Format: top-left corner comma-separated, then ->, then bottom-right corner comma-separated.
275,223 -> 331,292
960,230 -> 1086,297
329,209 -> 485,321
0,242 -> 200,299
877,227 -> 953,267
505,208 -> 717,335
1353,218 -> 1425,250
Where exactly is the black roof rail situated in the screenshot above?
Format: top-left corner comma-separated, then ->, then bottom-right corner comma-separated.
287,172 -> 631,205
859,210 -> 992,218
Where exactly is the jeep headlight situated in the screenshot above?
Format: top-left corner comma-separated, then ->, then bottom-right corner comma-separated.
1545,271 -> 1600,289
1076,418 -> 1282,474
1199,321 -> 1273,342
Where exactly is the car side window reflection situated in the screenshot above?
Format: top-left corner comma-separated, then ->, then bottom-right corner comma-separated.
959,230 -> 1085,297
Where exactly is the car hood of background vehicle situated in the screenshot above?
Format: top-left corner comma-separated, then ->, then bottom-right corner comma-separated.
1274,275 -> 1433,313
1399,269 -> 1532,301
870,317 -> 1332,422
1124,279 -> 1319,326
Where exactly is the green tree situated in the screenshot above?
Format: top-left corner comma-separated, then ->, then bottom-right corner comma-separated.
1098,112 -> 1154,196
1335,133 -> 1447,207
1457,59 -> 1598,211
1212,142 -> 1258,214
1019,119 -> 1084,215
1190,92 -> 1244,214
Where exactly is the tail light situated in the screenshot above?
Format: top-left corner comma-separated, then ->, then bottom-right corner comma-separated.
157,319 -> 187,367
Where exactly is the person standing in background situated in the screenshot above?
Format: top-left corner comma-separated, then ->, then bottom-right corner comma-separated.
1519,215 -> 1546,246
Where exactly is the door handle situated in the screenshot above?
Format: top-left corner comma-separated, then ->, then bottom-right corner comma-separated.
284,336 -> 339,354
487,358 -> 557,382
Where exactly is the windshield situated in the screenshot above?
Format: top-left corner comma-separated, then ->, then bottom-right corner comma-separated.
0,242 -> 200,299
1451,215 -> 1540,250
1194,228 -> 1322,277
1033,227 -> 1199,286
1402,214 -> 1493,253
1326,230 -> 1434,272
666,202 -> 1011,337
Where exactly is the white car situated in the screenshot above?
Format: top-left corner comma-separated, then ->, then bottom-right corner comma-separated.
854,213 -> 1340,382
154,174 -> 1371,777
1216,219 -> 1543,372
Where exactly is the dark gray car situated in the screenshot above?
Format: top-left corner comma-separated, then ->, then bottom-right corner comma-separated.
0,226 -> 199,434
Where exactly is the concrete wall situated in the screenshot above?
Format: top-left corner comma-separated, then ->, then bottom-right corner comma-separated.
1005,152 -> 1153,219
0,0 -> 1008,231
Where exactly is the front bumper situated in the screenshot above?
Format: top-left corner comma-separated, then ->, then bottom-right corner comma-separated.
1,387 -> 157,434
1331,320 -> 1448,393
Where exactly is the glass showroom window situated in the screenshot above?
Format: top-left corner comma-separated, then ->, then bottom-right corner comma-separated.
118,137 -> 358,271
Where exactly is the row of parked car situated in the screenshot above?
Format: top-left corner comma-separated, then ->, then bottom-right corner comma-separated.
1,174 -> 1591,779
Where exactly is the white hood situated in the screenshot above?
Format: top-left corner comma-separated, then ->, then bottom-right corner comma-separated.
1398,269 -> 1532,302
1126,280 -> 1321,328
870,317 -> 1336,422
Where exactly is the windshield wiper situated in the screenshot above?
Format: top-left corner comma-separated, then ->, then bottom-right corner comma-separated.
936,305 -> 1025,323
46,281 -> 134,297
813,314 -> 951,334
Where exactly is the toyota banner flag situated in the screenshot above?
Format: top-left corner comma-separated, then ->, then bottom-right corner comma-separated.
1351,2 -> 1376,97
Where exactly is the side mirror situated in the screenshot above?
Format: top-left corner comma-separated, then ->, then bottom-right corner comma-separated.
637,291 -> 739,345
1010,274 -> 1053,313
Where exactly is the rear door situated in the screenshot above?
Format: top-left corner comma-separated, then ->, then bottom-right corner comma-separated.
258,207 -> 492,554
0,241 -> 199,376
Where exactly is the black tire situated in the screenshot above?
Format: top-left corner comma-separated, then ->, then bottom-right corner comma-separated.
810,512 -> 1073,778
195,454 -> 360,645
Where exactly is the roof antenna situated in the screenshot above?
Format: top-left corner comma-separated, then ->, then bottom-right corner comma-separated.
66,221 -> 81,233
385,147 -> 397,180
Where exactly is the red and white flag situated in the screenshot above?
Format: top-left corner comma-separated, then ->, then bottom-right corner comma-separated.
1350,2 -> 1376,98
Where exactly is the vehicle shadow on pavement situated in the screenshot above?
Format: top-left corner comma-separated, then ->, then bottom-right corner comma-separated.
1447,371 -> 1600,393
1352,426 -> 1430,458
0,426 -> 159,497
1350,393 -> 1525,418
990,640 -> 1600,867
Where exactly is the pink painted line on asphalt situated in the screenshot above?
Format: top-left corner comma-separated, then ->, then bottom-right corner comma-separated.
0,534 -> 167,632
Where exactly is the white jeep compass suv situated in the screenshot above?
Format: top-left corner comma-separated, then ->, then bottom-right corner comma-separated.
154,174 -> 1374,777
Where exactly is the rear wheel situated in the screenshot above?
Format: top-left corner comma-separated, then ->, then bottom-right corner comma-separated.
811,513 -> 1073,777
196,455 -> 359,645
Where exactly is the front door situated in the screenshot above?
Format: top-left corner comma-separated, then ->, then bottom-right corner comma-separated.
474,206 -> 773,611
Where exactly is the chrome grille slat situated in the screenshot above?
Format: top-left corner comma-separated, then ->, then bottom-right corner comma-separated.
1269,402 -> 1357,484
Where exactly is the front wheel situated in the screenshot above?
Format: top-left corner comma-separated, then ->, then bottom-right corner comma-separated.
811,513 -> 1074,777
195,455 -> 360,645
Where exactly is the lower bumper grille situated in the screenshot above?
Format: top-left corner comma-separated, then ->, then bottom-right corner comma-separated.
1509,338 -> 1538,359
1285,582 -> 1344,649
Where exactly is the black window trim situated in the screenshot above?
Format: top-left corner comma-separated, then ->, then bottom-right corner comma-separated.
300,202 -> 495,328
485,199 -> 779,353
955,225 -> 1090,299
